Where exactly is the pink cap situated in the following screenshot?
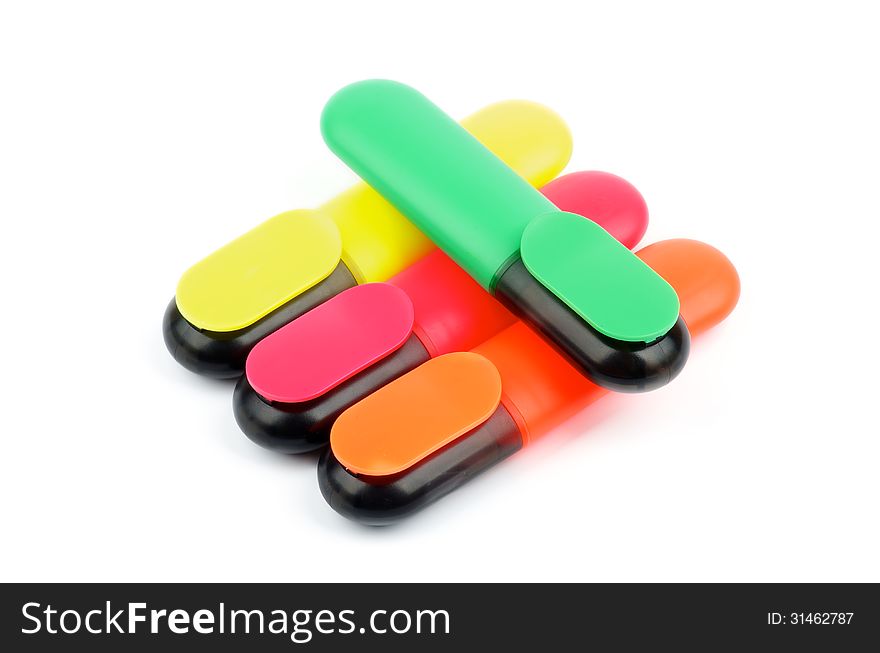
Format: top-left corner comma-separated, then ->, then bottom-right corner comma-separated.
245,283 -> 414,403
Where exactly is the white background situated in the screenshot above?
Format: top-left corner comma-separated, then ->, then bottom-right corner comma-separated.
1,1 -> 878,582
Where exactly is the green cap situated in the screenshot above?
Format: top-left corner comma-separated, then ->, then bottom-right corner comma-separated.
522,211 -> 679,342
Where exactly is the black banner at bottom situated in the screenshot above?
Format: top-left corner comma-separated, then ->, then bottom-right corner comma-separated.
1,583 -> 876,651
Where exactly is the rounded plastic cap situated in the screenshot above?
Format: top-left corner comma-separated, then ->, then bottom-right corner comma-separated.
331,352 -> 502,476
246,283 -> 414,403
176,210 -> 342,332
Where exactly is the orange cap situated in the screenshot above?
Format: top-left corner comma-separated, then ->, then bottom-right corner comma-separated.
330,352 -> 502,476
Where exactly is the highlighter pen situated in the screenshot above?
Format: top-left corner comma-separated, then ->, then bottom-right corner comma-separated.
163,100 -> 572,378
322,80 -> 690,392
234,172 -> 648,453
318,239 -> 740,524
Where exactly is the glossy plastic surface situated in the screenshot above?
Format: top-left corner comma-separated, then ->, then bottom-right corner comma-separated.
234,335 -> 430,454
539,171 -> 648,250
320,239 -> 740,523
331,353 -> 502,476
246,284 -> 414,403
322,100 -> 572,283
319,406 -> 522,526
495,260 -> 689,392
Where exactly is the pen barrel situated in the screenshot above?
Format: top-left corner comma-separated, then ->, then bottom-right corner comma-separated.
390,250 -> 515,357
321,80 -> 557,289
473,322 -> 603,444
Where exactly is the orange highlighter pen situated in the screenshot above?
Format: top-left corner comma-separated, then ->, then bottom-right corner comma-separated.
319,239 -> 740,524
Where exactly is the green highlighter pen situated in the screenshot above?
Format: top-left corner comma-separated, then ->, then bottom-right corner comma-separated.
321,80 -> 689,392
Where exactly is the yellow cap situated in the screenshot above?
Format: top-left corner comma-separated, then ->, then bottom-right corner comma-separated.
176,210 -> 341,332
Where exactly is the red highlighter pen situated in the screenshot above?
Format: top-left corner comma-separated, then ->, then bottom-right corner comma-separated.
234,172 -> 648,453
